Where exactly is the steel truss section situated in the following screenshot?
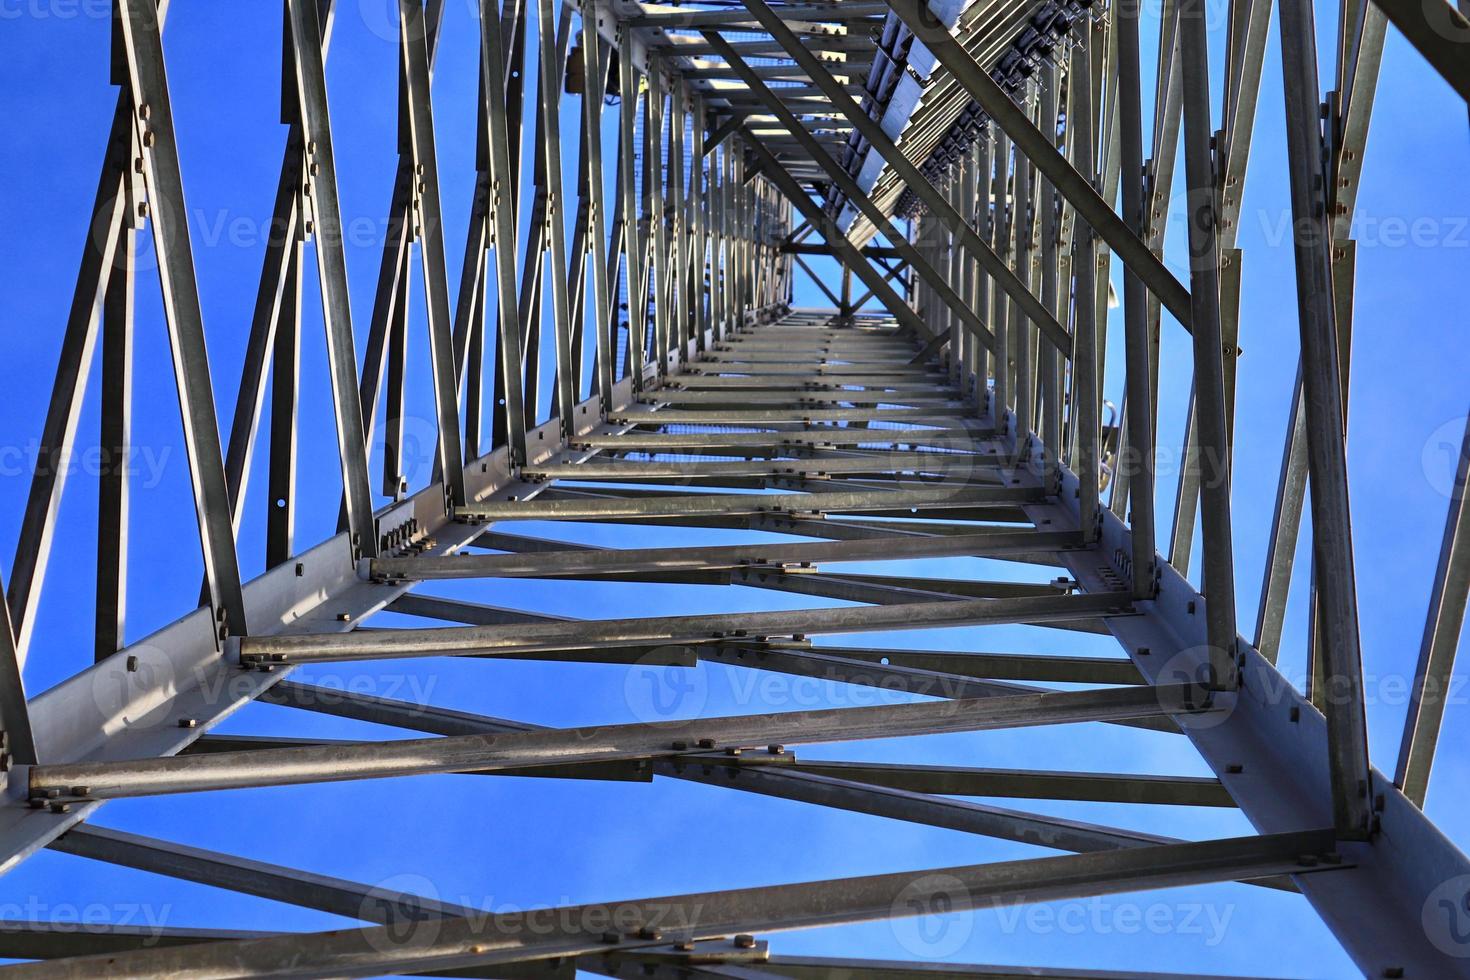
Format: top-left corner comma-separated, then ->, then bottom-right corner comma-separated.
2,0 -> 1468,977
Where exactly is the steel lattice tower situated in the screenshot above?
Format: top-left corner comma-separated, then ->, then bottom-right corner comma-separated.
1,0 -> 1468,977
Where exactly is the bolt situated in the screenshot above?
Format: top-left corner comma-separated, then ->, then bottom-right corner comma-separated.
178,718 -> 198,729
126,655 -> 139,672
49,802 -> 70,814
337,612 -> 352,622
733,934 -> 756,949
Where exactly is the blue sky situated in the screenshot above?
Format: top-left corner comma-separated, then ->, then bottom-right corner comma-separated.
0,1 -> 1467,976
